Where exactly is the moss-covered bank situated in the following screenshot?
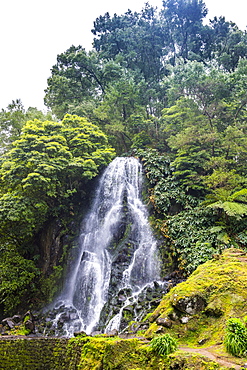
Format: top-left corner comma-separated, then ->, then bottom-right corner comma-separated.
0,336 -> 231,370
145,248 -> 247,349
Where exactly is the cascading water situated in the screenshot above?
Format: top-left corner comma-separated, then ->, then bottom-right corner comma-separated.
46,157 -> 162,336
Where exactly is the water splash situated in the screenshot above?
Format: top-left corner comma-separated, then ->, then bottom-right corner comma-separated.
48,157 -> 160,336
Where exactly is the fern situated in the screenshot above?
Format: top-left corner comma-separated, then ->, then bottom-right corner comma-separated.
205,188 -> 247,219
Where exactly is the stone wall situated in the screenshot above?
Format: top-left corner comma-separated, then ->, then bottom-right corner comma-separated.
0,338 -> 78,370
0,336 -> 226,370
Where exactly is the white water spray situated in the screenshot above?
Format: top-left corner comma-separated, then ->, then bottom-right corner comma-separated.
51,157 -> 160,336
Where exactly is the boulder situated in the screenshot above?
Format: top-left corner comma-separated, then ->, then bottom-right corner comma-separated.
204,306 -> 224,317
2,318 -> 15,329
58,313 -> 70,323
180,316 -> 189,324
23,310 -> 35,333
172,294 -> 206,315
156,326 -> 165,334
167,311 -> 178,321
198,338 -> 208,345
204,299 -> 224,317
156,317 -> 173,328
145,248 -> 247,349
91,331 -> 102,336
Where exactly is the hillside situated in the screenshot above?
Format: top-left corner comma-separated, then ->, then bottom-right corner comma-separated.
144,248 -> 247,366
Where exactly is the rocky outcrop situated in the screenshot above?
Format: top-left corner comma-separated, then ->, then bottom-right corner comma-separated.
1,311 -> 36,335
35,219 -> 64,275
171,294 -> 207,315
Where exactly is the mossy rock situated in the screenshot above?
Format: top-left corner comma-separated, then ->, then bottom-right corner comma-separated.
145,248 -> 247,347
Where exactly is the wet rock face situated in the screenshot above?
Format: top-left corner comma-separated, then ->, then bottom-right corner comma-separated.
36,219 -> 64,275
38,158 -> 165,337
98,282 -> 167,334
35,305 -> 81,337
38,281 -> 171,337
172,295 -> 207,315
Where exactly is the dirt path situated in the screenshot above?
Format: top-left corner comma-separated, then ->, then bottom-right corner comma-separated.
179,346 -> 243,369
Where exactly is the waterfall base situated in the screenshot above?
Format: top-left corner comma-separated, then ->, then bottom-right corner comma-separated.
38,281 -> 168,337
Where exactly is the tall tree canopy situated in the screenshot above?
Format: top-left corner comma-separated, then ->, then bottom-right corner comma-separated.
0,114 -> 115,245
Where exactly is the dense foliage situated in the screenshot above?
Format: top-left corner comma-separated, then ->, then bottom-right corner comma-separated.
1,0 -> 247,314
0,114 -> 115,314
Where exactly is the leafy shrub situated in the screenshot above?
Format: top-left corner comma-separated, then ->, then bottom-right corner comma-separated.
150,334 -> 178,356
0,245 -> 39,314
224,318 -> 247,357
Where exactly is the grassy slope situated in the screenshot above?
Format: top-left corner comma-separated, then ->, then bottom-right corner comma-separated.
145,249 -> 247,356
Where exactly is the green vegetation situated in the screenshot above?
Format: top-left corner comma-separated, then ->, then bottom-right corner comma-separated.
0,114 -> 115,314
1,1 -> 246,287
145,249 -> 247,351
224,318 -> 247,357
1,1 -> 247,368
150,333 -> 178,356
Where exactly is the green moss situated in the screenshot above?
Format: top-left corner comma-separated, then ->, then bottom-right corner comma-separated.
145,248 -> 247,350
0,336 -> 233,369
168,351 -> 228,369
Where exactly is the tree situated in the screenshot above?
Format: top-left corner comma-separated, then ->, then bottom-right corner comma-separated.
94,72 -> 149,152
161,61 -> 247,191
92,4 -> 167,82
0,100 -> 53,153
161,97 -> 217,192
205,188 -> 247,219
160,0 -> 208,64
164,61 -> 232,130
0,114 -> 115,313
209,17 -> 247,71
0,244 -> 39,314
44,46 -> 123,119
0,114 -> 115,245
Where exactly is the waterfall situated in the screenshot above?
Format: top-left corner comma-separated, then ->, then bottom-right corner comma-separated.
48,157 -> 161,336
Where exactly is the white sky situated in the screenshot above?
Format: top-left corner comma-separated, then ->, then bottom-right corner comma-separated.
0,0 -> 246,111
